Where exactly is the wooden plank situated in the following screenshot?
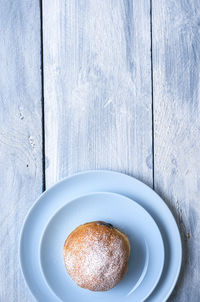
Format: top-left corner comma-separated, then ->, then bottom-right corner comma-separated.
152,0 -> 200,300
0,1 -> 42,301
43,0 -> 153,189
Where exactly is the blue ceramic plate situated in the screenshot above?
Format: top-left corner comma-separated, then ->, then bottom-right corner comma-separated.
40,192 -> 164,302
20,170 -> 182,302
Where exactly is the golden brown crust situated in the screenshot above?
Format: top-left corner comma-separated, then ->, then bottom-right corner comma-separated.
63,221 -> 130,291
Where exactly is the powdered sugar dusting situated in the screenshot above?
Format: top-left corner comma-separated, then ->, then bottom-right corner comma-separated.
63,223 -> 130,291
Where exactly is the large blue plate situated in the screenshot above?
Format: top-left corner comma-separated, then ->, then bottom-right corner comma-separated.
20,170 -> 182,302
40,192 -> 164,302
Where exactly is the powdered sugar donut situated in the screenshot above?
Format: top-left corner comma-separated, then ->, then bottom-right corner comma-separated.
63,221 -> 130,291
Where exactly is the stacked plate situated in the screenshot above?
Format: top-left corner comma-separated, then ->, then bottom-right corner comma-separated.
20,170 -> 182,302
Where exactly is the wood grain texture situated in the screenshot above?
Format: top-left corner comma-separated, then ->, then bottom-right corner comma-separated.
0,1 -> 42,301
43,0 -> 153,189
152,0 -> 200,301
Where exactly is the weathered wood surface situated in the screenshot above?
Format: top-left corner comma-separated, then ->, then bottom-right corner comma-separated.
1,0 -> 200,301
152,0 -> 200,301
42,0 -> 153,189
0,1 -> 42,301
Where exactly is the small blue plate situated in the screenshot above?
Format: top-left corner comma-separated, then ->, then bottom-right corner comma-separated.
40,192 -> 164,302
20,170 -> 182,302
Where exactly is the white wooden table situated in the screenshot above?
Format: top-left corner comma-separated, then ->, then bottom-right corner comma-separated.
0,1 -> 199,301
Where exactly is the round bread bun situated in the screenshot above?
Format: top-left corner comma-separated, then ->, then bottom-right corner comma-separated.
63,221 -> 130,291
